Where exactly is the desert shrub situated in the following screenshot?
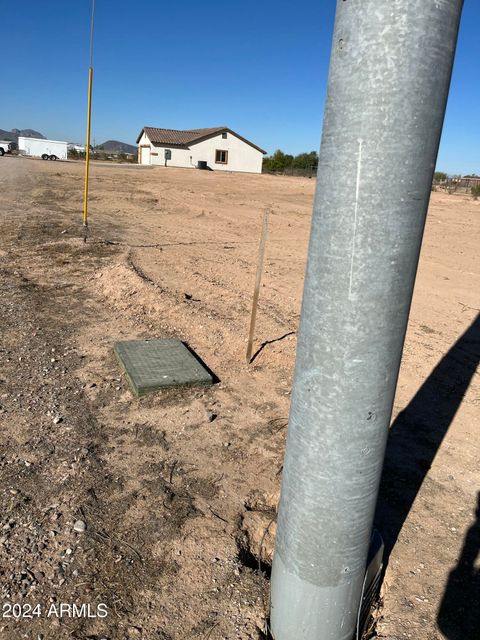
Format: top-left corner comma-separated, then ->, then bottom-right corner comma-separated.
471,185 -> 480,200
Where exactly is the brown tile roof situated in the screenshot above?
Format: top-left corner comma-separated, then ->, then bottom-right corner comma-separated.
137,126 -> 266,154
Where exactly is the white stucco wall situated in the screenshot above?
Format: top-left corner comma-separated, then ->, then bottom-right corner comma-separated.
138,130 -> 264,173
138,131 -> 151,165
151,145 -> 194,169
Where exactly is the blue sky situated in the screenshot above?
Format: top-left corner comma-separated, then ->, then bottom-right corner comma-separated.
0,1 -> 477,174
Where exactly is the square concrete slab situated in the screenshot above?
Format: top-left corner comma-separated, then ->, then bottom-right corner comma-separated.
114,339 -> 214,397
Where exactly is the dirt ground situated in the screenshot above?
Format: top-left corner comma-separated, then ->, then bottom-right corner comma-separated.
0,155 -> 478,640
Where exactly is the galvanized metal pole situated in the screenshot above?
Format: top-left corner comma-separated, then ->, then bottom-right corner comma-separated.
270,2 -> 464,639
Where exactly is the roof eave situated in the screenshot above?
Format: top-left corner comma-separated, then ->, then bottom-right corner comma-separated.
189,128 -> 267,154
137,126 -> 267,154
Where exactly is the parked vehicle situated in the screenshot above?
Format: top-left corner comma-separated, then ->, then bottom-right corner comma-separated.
17,137 -> 68,161
0,141 -> 13,156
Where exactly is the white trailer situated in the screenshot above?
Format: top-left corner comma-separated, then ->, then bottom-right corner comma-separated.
18,136 -> 68,161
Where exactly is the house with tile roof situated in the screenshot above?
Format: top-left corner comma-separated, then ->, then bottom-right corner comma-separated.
136,126 -> 266,174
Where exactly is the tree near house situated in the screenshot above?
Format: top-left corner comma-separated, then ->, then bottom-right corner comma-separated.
292,151 -> 319,170
263,149 -> 294,172
263,149 -> 318,174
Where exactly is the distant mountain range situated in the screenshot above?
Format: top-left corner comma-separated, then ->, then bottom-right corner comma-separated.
0,129 -> 136,155
97,140 -> 137,154
0,128 -> 46,142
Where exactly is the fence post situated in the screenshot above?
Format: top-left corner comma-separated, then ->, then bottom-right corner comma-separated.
270,2 -> 464,639
246,209 -> 270,364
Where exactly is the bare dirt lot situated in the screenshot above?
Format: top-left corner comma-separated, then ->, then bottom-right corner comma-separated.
0,156 -> 478,640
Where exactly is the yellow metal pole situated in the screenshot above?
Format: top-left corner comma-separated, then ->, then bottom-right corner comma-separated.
83,0 -> 95,242
83,68 -> 93,234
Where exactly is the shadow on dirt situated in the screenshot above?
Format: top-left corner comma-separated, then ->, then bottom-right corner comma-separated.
376,313 -> 480,560
437,491 -> 480,639
373,313 -> 480,638
249,331 -> 296,364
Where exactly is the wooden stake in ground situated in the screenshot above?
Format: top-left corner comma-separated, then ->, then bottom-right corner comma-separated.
246,208 -> 270,364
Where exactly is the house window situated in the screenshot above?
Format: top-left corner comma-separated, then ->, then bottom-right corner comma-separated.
222,132 -> 227,139
215,150 -> 228,164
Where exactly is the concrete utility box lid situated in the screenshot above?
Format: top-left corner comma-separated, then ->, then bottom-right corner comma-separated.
114,339 -> 214,397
